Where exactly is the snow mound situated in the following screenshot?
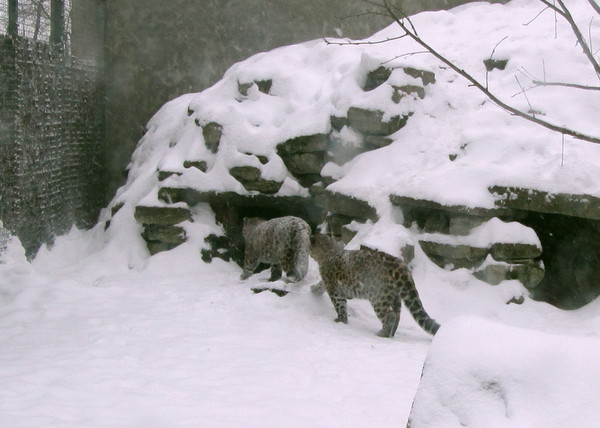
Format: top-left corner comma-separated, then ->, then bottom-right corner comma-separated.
409,316 -> 600,427
105,0 -> 600,260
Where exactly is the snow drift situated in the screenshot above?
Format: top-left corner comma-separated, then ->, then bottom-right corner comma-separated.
409,316 -> 600,427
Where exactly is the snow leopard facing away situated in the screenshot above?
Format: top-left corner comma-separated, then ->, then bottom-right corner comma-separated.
311,234 -> 440,338
240,216 -> 311,283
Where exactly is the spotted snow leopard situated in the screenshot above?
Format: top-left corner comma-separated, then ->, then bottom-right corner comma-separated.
311,234 -> 440,338
240,216 -> 311,283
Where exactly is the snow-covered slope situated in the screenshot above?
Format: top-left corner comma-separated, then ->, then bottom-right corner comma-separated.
112,0 -> 600,221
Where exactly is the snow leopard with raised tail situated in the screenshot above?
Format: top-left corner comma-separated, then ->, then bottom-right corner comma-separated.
311,234 -> 440,338
240,216 -> 311,283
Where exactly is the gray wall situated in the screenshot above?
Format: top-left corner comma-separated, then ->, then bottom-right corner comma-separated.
103,0 -> 501,200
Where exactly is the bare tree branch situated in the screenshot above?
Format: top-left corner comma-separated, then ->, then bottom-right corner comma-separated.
587,0 -> 600,16
380,0 -> 600,144
518,66 -> 600,91
551,0 -> 600,78
538,0 -> 567,18
532,80 -> 600,91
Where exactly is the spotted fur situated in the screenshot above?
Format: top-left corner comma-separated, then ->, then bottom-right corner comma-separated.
311,234 -> 440,338
241,216 -> 310,282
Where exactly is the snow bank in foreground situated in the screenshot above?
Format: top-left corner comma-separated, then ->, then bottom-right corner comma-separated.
409,316 -> 600,427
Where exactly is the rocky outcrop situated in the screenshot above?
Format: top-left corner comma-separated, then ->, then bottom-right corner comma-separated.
490,186 -> 600,220
391,195 -> 545,293
229,166 -> 283,194
134,205 -> 193,255
127,60 -> 600,310
277,134 -> 328,187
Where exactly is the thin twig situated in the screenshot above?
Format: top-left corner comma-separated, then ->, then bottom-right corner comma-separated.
515,75 -> 536,117
323,35 -> 407,46
514,67 -> 600,94
589,17 -> 595,55
517,66 -> 536,81
382,51 -> 429,64
561,133 -> 565,166
532,80 -> 600,91
486,36 -> 508,90
339,10 -> 392,20
381,0 -> 600,144
543,59 -> 547,82
489,36 -> 509,60
523,6 -> 551,26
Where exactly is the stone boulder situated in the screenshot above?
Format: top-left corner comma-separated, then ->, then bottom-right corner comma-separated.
229,166 -> 283,194
346,107 -> 409,136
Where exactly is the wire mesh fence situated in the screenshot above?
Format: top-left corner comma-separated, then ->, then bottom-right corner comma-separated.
0,0 -> 72,46
0,0 -> 104,258
0,220 -> 10,262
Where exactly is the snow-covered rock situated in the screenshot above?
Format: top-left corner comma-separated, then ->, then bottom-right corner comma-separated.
409,316 -> 600,427
106,0 -> 600,307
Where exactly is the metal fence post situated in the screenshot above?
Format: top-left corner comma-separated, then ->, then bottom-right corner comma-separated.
8,0 -> 18,37
51,0 -> 65,45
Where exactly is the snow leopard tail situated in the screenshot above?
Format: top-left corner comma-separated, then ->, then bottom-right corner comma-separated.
401,279 -> 440,335
289,219 -> 311,282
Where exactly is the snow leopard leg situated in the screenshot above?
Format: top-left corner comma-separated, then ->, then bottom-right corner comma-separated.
372,295 -> 401,338
269,264 -> 282,282
327,287 -> 348,324
240,253 -> 259,280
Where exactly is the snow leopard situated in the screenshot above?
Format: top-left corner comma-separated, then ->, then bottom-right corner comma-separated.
240,216 -> 311,283
311,234 -> 440,338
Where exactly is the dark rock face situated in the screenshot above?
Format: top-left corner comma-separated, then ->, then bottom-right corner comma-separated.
277,134 -> 328,154
490,186 -> 600,220
346,107 -> 409,136
490,243 -> 542,262
364,66 -> 393,91
229,166 -> 283,194
201,234 -> 233,263
483,58 -> 508,71
420,241 -> 489,269
183,160 -> 208,172
391,191 -> 600,309
402,67 -> 436,85
202,122 -> 223,153
142,224 -> 187,244
238,79 -> 272,96
520,213 -> 600,309
277,134 -> 328,186
134,206 -> 193,255
142,224 -> 187,255
134,206 -> 192,225
392,85 -> 426,102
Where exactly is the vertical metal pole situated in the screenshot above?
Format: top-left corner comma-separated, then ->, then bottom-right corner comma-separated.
51,0 -> 65,45
8,0 -> 18,37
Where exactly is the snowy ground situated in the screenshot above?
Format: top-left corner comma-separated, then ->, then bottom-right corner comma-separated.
1,235 -> 433,427
4,226 -> 600,427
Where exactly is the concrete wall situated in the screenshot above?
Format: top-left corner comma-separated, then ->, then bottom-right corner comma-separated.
103,0 -> 502,199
